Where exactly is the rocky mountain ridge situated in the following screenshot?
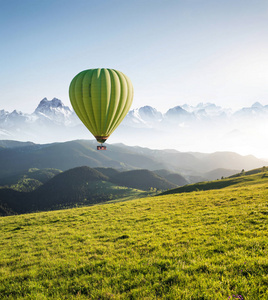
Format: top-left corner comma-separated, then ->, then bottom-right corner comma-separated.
1,98 -> 268,131
0,139 -> 265,181
1,98 -> 268,158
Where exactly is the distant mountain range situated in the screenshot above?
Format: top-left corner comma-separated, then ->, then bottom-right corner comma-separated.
1,98 -> 268,158
1,98 -> 267,132
0,139 -> 266,182
0,139 -> 267,216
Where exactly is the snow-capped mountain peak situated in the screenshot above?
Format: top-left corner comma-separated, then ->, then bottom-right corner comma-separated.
165,106 -> 190,117
251,102 -> 263,108
138,106 -> 162,120
0,109 -> 8,116
10,110 -> 23,116
34,98 -> 71,114
32,98 -> 78,127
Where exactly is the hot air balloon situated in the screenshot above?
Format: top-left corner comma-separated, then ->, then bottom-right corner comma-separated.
69,68 -> 133,150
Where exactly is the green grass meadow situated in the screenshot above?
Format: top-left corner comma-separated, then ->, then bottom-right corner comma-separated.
0,175 -> 268,299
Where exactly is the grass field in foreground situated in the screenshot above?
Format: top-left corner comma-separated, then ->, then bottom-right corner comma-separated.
0,180 -> 267,299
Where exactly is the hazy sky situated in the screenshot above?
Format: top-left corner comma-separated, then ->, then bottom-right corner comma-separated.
1,0 -> 268,113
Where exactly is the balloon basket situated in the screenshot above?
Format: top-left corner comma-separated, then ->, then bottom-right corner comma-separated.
97,145 -> 107,150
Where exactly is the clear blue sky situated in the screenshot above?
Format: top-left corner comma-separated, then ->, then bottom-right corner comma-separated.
1,0 -> 268,113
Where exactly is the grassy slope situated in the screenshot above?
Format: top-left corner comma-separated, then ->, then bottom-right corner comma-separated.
229,166 -> 268,178
0,177 -> 267,299
160,171 -> 268,195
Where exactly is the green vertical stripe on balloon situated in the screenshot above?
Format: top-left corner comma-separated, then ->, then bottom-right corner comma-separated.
111,71 -> 125,124
69,73 -> 88,127
100,69 -> 110,135
91,69 -> 102,135
74,71 -> 92,128
107,70 -> 128,134
108,72 -> 133,135
77,71 -> 91,129
82,70 -> 97,135
119,74 -> 134,124
88,69 -> 98,135
105,69 -> 121,133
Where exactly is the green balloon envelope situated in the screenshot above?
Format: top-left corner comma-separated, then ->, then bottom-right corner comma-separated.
69,68 -> 134,143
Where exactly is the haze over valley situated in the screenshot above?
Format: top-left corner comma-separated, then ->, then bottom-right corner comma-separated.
1,98 -> 267,159
0,137 -> 267,217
